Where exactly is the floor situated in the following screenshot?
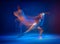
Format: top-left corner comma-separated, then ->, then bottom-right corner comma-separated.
0,33 -> 60,44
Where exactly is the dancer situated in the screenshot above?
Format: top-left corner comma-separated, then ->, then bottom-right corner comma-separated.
25,13 -> 45,39
14,6 -> 46,39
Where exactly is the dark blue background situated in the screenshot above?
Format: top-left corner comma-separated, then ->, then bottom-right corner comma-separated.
0,0 -> 60,35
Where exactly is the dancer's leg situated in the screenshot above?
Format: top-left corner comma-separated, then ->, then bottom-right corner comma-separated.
37,26 -> 43,39
24,22 -> 37,33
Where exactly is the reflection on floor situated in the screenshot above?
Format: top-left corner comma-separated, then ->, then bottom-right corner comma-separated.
0,33 -> 60,44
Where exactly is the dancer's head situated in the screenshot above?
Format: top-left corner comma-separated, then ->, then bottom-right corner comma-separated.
39,12 -> 45,18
